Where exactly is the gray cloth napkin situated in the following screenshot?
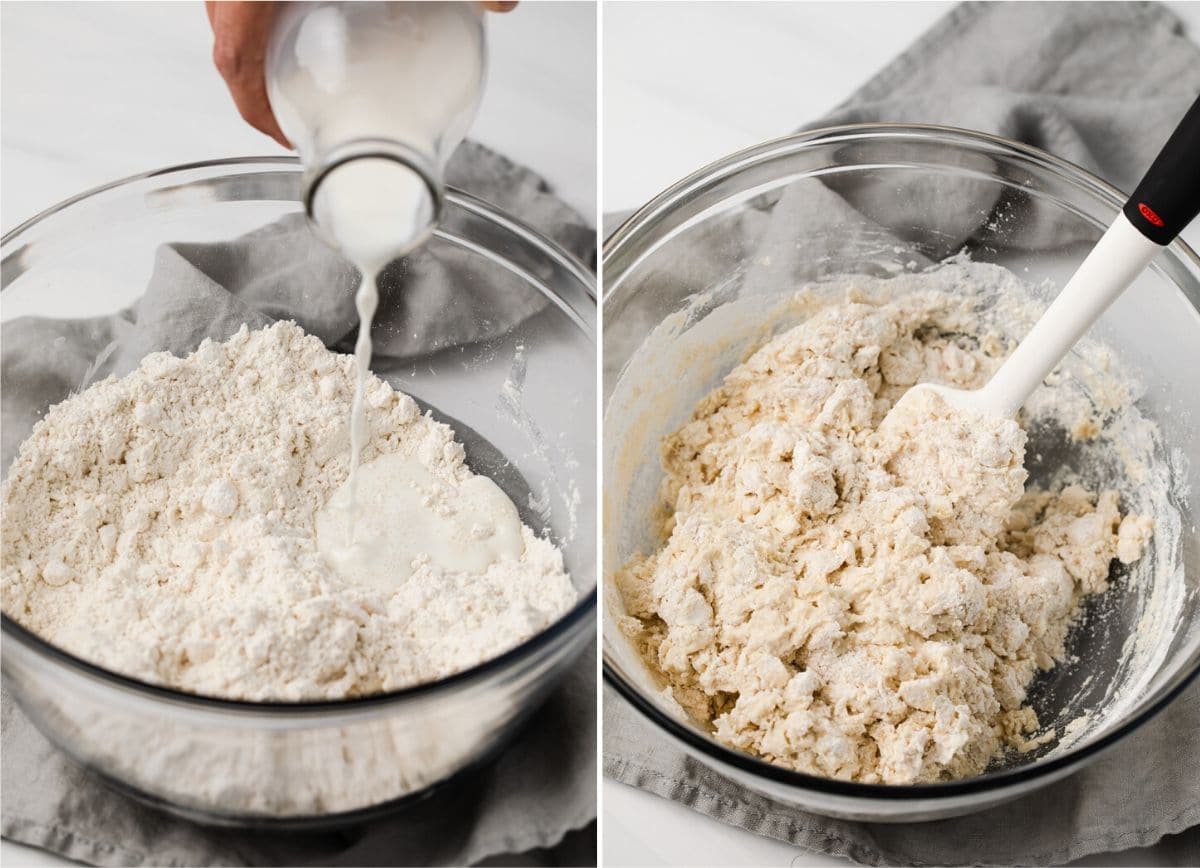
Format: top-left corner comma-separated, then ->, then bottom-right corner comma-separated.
2,140 -> 596,866
604,2 -> 1200,866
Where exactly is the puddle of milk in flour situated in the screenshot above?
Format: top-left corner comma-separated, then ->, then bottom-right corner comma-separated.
314,451 -> 523,590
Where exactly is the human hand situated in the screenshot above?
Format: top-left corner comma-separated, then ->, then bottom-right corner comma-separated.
206,1 -> 516,148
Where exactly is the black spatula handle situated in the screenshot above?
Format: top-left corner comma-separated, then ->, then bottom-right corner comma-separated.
1123,93 -> 1200,245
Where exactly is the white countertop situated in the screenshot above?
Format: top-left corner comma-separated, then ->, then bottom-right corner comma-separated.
601,1 -> 1200,866
0,3 -> 594,866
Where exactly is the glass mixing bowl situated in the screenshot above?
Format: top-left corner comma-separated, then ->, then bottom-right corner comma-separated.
603,125 -> 1200,821
1,157 -> 595,825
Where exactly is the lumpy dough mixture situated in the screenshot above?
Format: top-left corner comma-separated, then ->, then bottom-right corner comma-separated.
1,322 -> 576,701
616,289 -> 1153,784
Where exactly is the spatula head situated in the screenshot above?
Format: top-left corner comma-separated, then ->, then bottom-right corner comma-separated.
886,381 -> 1005,426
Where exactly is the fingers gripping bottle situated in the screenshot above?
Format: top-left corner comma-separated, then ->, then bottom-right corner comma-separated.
267,1 -> 486,263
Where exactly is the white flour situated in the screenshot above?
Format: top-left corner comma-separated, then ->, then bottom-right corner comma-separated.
1,321 -> 576,701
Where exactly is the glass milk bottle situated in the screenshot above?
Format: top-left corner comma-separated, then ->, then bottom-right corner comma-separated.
266,1 -> 486,259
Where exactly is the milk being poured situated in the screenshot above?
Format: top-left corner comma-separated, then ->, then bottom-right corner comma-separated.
309,166 -> 525,582
311,158 -> 433,529
266,2 -> 497,577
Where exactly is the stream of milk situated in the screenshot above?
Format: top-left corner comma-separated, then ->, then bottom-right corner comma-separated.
309,156 -> 526,589
311,157 -> 435,541
265,3 -> 499,586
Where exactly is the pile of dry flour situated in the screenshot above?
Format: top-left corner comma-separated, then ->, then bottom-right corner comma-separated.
1,322 -> 576,701
616,288 -> 1152,784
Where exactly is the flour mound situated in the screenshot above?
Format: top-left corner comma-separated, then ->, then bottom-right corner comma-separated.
616,292 -> 1150,784
1,322 -> 576,701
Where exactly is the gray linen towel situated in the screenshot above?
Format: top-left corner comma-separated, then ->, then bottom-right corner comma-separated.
603,2 -> 1200,865
1,140 -> 596,866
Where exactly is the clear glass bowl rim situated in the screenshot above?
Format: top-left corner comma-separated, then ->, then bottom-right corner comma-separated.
601,121 -> 1200,799
1,155 -> 597,717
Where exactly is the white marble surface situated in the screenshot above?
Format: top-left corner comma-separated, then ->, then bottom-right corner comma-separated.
0,3 -> 594,866
602,1 -> 1200,866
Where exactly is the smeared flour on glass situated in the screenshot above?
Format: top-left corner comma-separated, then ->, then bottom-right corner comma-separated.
615,265 -> 1168,784
1,322 -> 576,701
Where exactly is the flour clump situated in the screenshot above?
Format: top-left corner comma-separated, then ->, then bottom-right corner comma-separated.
616,290 -> 1151,784
1,322 -> 576,701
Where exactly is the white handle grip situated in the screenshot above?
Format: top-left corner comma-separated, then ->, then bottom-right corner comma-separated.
981,211 -> 1164,417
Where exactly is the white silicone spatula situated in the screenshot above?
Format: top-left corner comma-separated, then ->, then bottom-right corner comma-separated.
890,93 -> 1200,422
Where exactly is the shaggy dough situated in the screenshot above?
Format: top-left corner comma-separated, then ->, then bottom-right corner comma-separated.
616,291 -> 1152,784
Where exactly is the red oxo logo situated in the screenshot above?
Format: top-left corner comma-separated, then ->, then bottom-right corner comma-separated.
1138,202 -> 1165,227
